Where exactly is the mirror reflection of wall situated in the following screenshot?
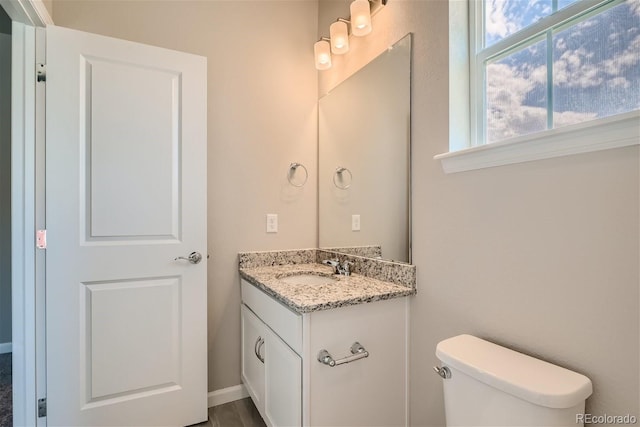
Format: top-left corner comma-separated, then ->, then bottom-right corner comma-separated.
319,34 -> 411,263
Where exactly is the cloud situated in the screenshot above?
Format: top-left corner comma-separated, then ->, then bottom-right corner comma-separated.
554,110 -> 599,128
608,32 -> 621,44
607,77 -> 631,88
603,35 -> 640,76
627,0 -> 640,18
485,0 -> 552,44
553,33 -> 640,89
486,59 -> 597,142
485,0 -> 519,41
576,18 -> 597,29
486,61 -> 547,141
488,105 -> 546,141
554,47 -> 604,88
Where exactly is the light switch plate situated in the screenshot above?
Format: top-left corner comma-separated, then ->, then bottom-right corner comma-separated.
266,214 -> 278,233
352,214 -> 361,231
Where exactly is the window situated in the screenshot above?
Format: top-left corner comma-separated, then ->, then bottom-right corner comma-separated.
439,0 -> 640,173
477,0 -> 639,144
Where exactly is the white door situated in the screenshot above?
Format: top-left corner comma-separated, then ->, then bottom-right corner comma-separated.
45,25 -> 207,426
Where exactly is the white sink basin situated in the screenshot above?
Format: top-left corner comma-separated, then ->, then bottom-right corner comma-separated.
278,273 -> 338,286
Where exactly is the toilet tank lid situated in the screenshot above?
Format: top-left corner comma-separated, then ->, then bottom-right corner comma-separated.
436,334 -> 592,409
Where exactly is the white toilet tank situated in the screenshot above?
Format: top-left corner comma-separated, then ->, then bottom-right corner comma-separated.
435,335 -> 593,427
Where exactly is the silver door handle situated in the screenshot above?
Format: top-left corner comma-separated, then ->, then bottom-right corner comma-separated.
174,251 -> 203,264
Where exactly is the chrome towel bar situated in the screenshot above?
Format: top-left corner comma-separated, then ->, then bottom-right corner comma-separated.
317,342 -> 369,367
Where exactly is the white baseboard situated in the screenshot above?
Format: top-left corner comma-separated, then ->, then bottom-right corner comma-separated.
0,342 -> 11,354
208,384 -> 249,408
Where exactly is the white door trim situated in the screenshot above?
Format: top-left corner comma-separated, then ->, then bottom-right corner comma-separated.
1,1 -> 52,426
10,21 -> 39,427
0,0 -> 52,27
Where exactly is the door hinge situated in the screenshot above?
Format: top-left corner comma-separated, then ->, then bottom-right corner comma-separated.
36,229 -> 47,249
36,63 -> 46,82
38,398 -> 46,418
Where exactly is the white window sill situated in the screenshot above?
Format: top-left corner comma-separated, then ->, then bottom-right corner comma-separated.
435,111 -> 640,174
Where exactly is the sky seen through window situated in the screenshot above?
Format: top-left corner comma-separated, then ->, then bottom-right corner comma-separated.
484,0 -> 640,143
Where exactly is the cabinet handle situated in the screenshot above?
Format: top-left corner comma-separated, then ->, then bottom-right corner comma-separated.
254,336 -> 265,364
317,342 -> 368,367
254,336 -> 261,361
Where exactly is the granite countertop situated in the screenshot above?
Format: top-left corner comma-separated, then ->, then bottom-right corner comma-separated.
240,263 -> 415,314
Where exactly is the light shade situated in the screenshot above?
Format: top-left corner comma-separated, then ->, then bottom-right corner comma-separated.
330,21 -> 350,54
350,0 -> 372,36
314,40 -> 332,70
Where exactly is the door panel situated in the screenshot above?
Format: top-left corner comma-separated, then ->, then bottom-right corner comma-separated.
46,25 -> 207,426
85,56 -> 180,239
83,277 -> 180,402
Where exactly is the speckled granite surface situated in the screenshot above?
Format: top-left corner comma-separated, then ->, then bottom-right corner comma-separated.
239,249 -> 416,290
240,263 -> 415,313
239,249 -> 417,314
317,250 -> 416,290
238,249 -> 316,269
320,245 -> 383,258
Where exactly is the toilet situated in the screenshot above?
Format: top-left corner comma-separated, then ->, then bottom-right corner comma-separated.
435,334 -> 593,426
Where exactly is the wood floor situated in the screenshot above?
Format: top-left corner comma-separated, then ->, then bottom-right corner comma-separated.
191,398 -> 266,427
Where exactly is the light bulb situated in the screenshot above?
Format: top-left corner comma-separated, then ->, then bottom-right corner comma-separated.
314,40 -> 332,70
350,0 -> 372,36
330,21 -> 350,54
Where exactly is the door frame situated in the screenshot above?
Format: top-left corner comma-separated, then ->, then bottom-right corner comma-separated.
0,1 -> 52,425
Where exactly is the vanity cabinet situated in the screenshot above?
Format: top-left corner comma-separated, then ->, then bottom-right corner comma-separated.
241,279 -> 408,427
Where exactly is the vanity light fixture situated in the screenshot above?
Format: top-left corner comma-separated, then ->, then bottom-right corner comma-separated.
314,0 -> 387,70
314,38 -> 332,70
350,0 -> 372,36
330,19 -> 350,54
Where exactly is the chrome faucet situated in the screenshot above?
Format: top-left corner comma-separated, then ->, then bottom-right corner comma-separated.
322,259 -> 354,276
340,260 -> 354,276
322,259 -> 340,274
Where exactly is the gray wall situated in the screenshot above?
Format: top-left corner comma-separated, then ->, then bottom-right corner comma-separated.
318,0 -> 639,424
0,6 -> 11,347
52,0 -> 319,392
0,6 -> 10,35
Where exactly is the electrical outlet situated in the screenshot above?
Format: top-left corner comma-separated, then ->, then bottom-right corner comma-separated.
266,214 -> 278,233
352,214 -> 361,231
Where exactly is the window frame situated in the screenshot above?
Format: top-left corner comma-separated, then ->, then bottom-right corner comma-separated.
437,0 -> 640,173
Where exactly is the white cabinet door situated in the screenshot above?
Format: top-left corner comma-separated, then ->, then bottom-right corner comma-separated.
242,303 -> 302,427
241,305 -> 266,411
46,25 -> 207,426
264,326 -> 302,427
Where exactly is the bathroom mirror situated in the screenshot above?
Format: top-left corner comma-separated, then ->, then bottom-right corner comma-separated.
319,34 -> 411,263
